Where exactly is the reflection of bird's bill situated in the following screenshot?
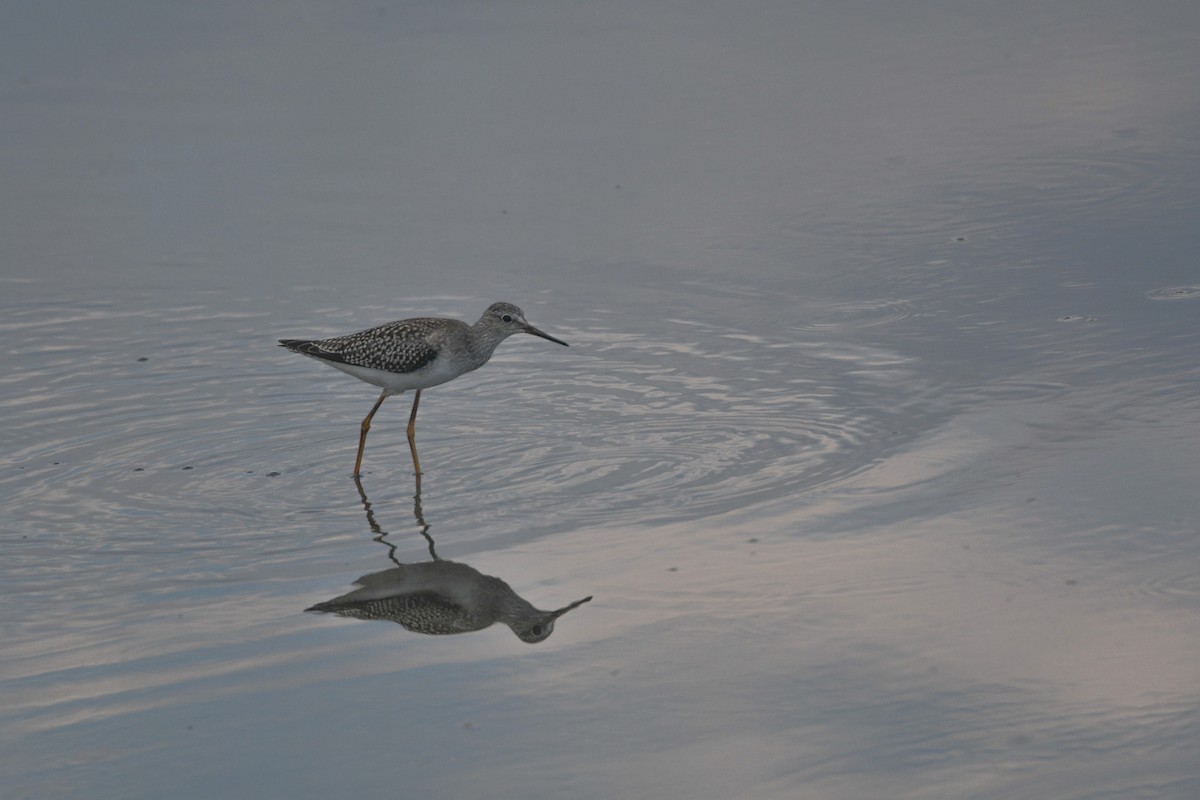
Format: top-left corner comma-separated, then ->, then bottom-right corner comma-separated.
552,595 -> 593,618
524,324 -> 569,347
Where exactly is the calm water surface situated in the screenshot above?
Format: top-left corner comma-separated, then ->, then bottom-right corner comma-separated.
3,3 -> 1200,799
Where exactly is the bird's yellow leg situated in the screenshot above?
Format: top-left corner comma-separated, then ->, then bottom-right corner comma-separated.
354,391 -> 388,477
406,389 -> 423,479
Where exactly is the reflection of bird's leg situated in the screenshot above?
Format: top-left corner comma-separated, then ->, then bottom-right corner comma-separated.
354,391 -> 388,477
353,475 -> 383,535
355,475 -> 403,567
406,389 -> 423,482
383,540 -> 403,568
420,527 -> 439,561
412,485 -> 428,532
411,482 -> 437,560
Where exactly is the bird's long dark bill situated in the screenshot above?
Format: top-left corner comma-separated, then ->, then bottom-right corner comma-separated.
552,596 -> 593,618
524,324 -> 569,347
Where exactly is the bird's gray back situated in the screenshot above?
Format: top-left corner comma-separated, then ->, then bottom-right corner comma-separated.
297,317 -> 469,374
307,590 -> 486,635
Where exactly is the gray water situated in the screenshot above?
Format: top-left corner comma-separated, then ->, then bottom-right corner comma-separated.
4,3 -> 1200,798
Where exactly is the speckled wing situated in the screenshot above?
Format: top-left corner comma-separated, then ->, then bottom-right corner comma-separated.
279,318 -> 444,374
306,591 -> 485,635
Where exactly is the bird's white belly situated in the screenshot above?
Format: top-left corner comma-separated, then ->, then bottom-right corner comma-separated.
326,356 -> 473,395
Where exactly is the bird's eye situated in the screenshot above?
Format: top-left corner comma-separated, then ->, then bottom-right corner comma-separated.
529,625 -> 543,637
501,314 -> 513,323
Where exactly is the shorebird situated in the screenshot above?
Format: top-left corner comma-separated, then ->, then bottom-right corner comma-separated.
279,302 -> 568,476
306,561 -> 592,643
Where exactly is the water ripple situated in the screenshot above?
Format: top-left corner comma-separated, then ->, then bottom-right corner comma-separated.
1145,285 -> 1200,301
2,299 -> 951,552
793,298 -> 922,331
400,320 -> 942,534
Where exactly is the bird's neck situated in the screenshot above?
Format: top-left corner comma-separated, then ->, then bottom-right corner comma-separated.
480,576 -> 537,622
464,325 -> 509,366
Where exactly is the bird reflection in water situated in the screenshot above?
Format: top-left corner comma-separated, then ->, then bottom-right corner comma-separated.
306,477 -> 592,643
